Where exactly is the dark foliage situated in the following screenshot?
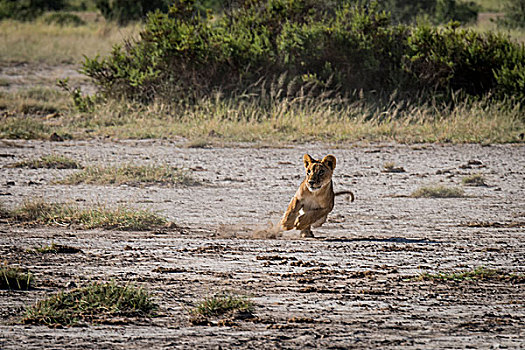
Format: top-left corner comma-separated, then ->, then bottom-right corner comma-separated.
82,0 -> 525,103
0,0 -> 65,21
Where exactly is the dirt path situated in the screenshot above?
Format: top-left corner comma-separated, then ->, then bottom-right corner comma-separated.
0,140 -> 524,349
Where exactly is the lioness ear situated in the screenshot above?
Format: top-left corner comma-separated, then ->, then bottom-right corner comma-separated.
321,155 -> 336,170
303,154 -> 313,169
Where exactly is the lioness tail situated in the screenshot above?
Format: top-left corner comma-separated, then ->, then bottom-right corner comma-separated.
335,190 -> 355,202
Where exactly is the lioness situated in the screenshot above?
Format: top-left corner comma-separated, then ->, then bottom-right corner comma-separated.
279,154 -> 354,238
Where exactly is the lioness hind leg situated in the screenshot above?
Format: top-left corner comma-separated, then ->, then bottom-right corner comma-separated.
300,227 -> 314,238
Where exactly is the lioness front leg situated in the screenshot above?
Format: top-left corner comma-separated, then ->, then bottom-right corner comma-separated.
294,207 -> 331,231
280,197 -> 302,231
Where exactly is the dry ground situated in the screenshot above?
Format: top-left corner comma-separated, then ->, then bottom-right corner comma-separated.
0,140 -> 523,349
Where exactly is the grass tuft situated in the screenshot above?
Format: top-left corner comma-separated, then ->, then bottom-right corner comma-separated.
192,292 -> 254,318
382,162 -> 406,173
416,266 -> 524,282
9,199 -> 168,231
23,281 -> 156,326
0,265 -> 34,290
30,242 -> 81,254
58,163 -> 197,186
462,173 -> 488,186
185,138 -> 212,149
410,185 -> 465,198
8,154 -> 82,169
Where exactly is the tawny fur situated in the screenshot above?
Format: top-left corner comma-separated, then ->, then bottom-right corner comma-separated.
280,154 -> 353,238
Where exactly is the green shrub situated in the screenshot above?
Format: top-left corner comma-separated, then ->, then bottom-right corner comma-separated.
0,0 -> 65,21
95,0 -> 171,25
380,0 -> 478,25
498,0 -> 525,29
404,23 -> 525,98
81,0 -> 525,104
82,0 -> 409,102
43,11 -> 86,26
434,0 -> 479,24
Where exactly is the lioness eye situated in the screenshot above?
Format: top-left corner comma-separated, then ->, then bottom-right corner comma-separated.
307,170 -> 311,174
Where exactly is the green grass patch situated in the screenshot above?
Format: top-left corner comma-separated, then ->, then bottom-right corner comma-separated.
9,199 -> 168,231
58,163 -> 197,186
8,154 -> 82,169
0,265 -> 34,290
22,281 -> 156,326
462,173 -> 488,186
410,185 -> 465,198
416,266 -> 524,282
192,292 -> 254,318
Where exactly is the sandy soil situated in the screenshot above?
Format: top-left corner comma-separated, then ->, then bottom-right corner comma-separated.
0,139 -> 524,349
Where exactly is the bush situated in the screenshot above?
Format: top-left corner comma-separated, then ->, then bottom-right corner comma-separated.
0,0 -> 65,21
404,23 -> 525,99
95,0 -> 171,25
43,12 -> 86,26
380,0 -> 478,25
498,0 -> 525,29
82,0 -> 525,104
434,0 -> 479,25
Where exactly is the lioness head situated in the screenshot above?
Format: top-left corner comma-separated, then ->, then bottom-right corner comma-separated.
303,154 -> 336,192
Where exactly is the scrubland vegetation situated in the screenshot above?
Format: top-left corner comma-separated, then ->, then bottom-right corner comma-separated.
0,0 -> 523,144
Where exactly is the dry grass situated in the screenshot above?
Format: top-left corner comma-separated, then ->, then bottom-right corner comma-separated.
383,162 -> 406,173
0,19 -> 141,65
416,266 -> 524,282
462,173 -> 488,186
0,87 -> 69,116
45,94 -> 525,144
8,199 -> 168,231
0,117 -> 51,139
8,154 -> 82,169
411,185 -> 465,198
2,93 -> 523,143
58,163 -> 197,186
